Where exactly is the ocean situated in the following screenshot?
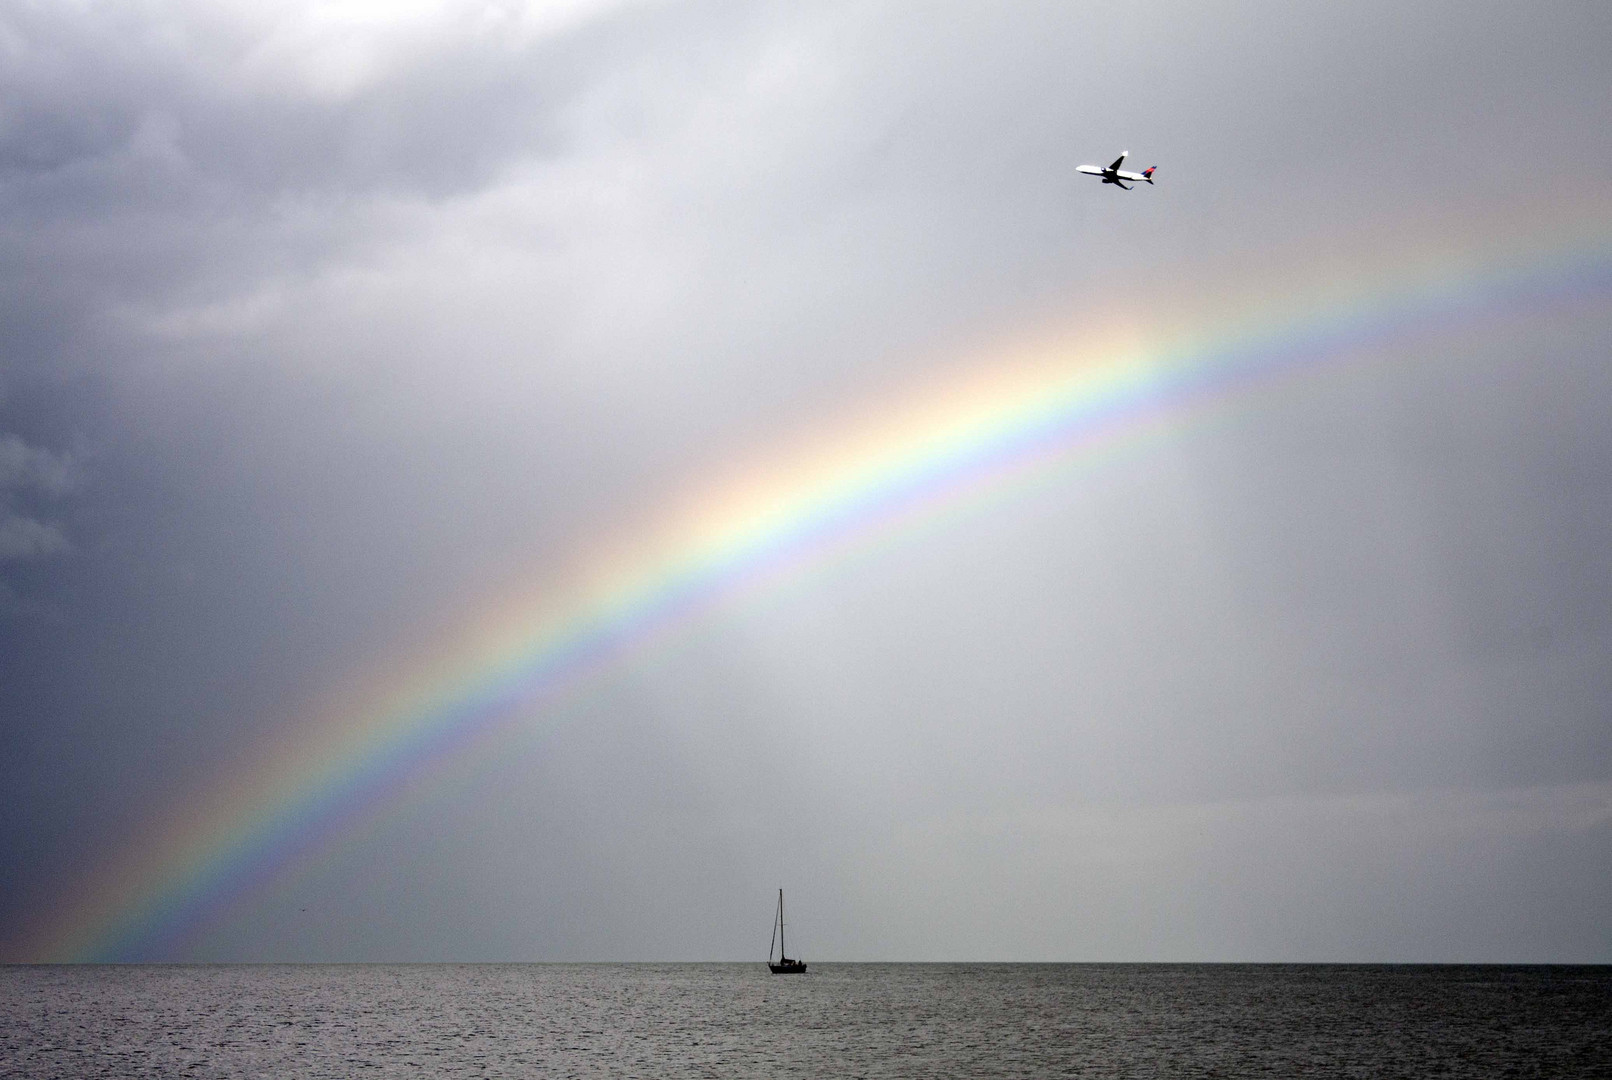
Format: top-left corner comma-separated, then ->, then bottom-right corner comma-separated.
2,963 -> 1607,1078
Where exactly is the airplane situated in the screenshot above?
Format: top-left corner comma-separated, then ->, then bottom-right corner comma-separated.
1077,151 -> 1156,190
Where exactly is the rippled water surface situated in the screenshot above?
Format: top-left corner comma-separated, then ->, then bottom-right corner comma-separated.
3,964 -> 1608,1078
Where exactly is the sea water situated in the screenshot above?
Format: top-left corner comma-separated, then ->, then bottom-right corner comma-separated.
2,963 -> 1607,1078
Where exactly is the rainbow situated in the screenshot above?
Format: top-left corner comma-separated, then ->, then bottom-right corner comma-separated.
25,227 -> 1612,962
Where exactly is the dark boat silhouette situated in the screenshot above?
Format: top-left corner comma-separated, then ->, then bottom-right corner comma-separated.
767,889 -> 807,974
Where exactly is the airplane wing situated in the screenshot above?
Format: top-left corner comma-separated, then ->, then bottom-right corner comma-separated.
1113,180 -> 1132,190
1108,152 -> 1127,171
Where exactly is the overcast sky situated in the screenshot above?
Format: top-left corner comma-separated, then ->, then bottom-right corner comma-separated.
2,0 -> 1609,962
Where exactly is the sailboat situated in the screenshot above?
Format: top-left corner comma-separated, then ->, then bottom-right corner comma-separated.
766,889 -> 807,974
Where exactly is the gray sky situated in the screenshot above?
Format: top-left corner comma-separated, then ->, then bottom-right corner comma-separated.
2,0 -> 1609,962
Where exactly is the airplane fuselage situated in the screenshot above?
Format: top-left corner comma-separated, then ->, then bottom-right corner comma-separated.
1077,153 -> 1155,189
1077,167 -> 1153,183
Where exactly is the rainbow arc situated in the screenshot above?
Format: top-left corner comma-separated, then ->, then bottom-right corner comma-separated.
28,230 -> 1612,962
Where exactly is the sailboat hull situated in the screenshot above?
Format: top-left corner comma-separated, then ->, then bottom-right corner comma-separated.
768,960 -> 807,974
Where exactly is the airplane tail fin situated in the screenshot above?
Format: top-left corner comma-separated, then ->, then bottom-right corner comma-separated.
1141,167 -> 1156,184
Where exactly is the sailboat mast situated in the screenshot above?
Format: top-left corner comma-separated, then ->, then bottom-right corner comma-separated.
778,888 -> 785,958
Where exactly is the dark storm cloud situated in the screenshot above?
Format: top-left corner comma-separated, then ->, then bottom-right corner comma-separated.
0,0 -> 620,950
0,0 -> 603,356
0,2 -> 580,201
1,1 -> 1609,962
